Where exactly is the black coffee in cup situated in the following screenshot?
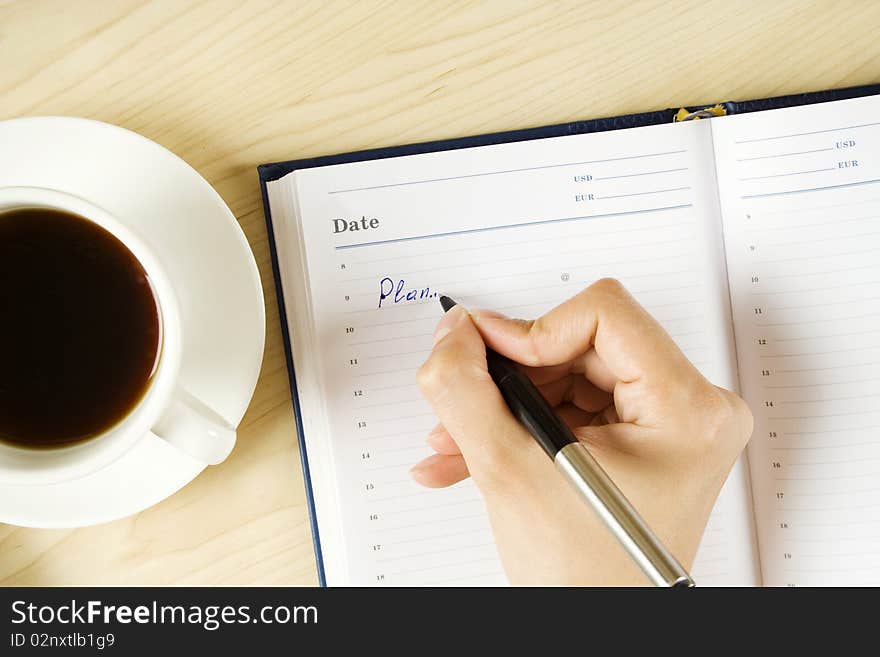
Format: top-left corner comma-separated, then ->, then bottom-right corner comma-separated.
0,208 -> 161,447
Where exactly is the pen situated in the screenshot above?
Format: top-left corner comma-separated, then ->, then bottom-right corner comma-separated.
438,295 -> 695,588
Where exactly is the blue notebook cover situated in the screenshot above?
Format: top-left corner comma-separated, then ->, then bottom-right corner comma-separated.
257,83 -> 880,586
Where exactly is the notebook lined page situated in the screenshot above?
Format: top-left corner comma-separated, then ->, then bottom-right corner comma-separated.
281,119 -> 758,585
713,95 -> 880,586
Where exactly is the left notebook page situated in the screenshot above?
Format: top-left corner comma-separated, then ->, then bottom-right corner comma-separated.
267,119 -> 759,585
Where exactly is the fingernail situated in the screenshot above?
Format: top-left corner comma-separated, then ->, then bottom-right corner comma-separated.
432,304 -> 468,345
426,431 -> 444,451
409,461 -> 428,481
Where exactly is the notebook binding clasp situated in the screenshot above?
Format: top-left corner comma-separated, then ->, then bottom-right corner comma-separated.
674,104 -> 727,122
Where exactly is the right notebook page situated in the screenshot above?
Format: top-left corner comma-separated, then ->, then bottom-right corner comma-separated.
713,94 -> 880,586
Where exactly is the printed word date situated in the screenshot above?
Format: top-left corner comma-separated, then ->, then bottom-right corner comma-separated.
332,216 -> 380,233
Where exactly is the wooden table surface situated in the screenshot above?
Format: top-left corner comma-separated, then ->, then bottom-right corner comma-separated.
1,0 -> 878,585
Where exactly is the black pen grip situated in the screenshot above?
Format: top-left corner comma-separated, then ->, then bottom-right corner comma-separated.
486,350 -> 577,459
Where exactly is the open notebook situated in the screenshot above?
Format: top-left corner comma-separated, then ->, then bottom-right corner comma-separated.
262,91 -> 880,586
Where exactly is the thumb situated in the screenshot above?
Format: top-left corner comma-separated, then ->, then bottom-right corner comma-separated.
416,305 -> 532,480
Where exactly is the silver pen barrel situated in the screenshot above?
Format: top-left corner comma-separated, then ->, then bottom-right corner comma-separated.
555,442 -> 695,587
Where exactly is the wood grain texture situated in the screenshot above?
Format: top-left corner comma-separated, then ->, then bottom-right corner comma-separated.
0,0 -> 878,585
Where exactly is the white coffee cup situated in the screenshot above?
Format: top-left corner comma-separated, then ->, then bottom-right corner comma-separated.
0,186 -> 236,486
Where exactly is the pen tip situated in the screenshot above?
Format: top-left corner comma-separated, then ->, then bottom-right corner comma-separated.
439,295 -> 457,312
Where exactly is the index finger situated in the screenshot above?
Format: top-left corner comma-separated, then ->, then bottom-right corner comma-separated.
472,278 -> 696,386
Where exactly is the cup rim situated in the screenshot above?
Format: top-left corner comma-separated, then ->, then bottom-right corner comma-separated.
0,186 -> 182,486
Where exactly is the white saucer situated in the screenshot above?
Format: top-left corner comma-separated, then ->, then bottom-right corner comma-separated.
0,117 -> 265,528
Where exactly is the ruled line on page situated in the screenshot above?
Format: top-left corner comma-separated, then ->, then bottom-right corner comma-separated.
594,167 -> 688,180
327,149 -> 687,194
377,527 -> 490,547
373,513 -> 491,535
767,297 -> 880,312
765,263 -> 879,280
351,331 -> 433,346
369,489 -> 437,503
363,459 -> 427,473
594,186 -> 691,200
785,564 -> 880,581
388,556 -> 501,578
371,498 -> 483,515
757,312 -> 880,327
756,245 -> 880,264
791,517 -> 880,528
741,178 -> 880,200
771,440 -> 880,451
764,229 -> 880,247
781,500 -> 880,512
782,534 -> 880,544
418,571 -> 504,586
751,279 -> 880,296
798,550 -> 880,558
777,472 -> 880,483
784,454 -> 880,465
349,220 -> 691,266
353,366 -> 424,378
733,120 -> 880,144
746,212 -> 880,232
334,204 -> 693,250
763,377 -> 880,389
736,148 -> 834,161
774,328 -> 880,343
377,542 -> 497,564
781,425 -> 880,436
739,167 -> 835,181
372,443 -> 430,455
360,411 -> 434,423
761,196 -> 880,218
361,429 -> 423,442
358,397 -> 423,411
339,236 -> 692,282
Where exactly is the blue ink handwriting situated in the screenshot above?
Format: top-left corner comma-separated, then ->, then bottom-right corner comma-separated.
378,277 -> 439,309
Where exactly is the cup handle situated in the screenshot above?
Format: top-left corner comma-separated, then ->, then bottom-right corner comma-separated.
152,388 -> 236,465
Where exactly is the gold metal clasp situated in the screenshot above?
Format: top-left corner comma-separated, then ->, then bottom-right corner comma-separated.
674,104 -> 727,122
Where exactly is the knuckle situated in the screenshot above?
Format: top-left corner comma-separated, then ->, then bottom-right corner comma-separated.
689,385 -> 753,453
588,278 -> 636,317
416,354 -> 450,396
591,276 -> 627,298
726,391 -> 754,444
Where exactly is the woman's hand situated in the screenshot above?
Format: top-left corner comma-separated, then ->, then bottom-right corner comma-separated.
412,279 -> 752,585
